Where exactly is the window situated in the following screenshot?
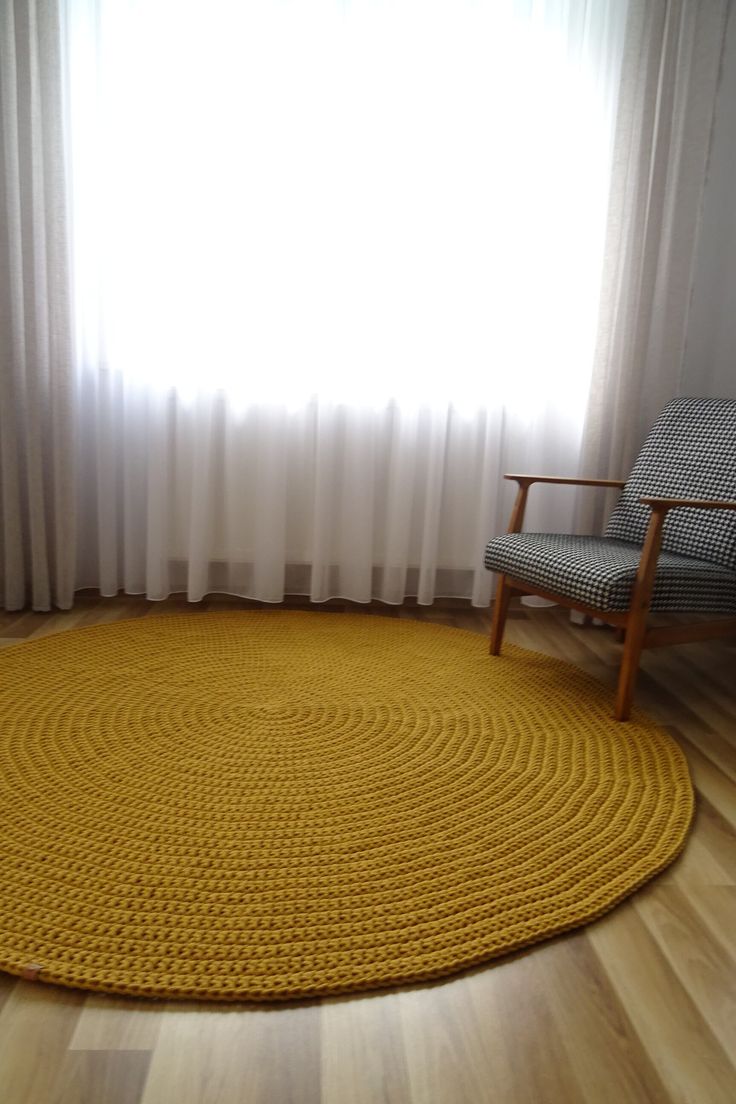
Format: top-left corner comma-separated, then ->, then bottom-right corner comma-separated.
68,0 -> 626,413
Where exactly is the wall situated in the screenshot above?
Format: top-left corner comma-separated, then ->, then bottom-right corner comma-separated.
681,5 -> 736,398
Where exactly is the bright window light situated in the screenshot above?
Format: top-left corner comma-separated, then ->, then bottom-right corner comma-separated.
68,1 -> 623,414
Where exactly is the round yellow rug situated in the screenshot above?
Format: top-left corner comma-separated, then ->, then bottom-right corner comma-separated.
0,611 -> 692,1001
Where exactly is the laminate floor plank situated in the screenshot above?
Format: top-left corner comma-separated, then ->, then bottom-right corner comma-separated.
679,797 -> 736,883
647,655 -> 736,780
321,991 -> 411,1104
660,833 -> 733,888
673,734 -> 736,830
454,952 -> 590,1104
633,884 -> 736,1059
1,610 -> 59,638
27,612 -> 88,639
684,887 -> 736,959
0,983 -> 86,1104
587,905 -> 736,1104
52,1050 -> 151,1104
0,972 -> 17,1015
140,1002 -> 321,1104
69,995 -> 166,1052
528,933 -> 668,1104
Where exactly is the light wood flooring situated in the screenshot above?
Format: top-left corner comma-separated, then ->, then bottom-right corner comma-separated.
0,594 -> 734,1104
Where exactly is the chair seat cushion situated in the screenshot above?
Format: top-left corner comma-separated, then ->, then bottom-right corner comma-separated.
484,533 -> 736,613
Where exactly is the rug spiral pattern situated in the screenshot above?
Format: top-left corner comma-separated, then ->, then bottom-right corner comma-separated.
0,611 -> 693,1000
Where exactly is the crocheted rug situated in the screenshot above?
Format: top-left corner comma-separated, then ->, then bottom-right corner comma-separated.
0,611 -> 692,1001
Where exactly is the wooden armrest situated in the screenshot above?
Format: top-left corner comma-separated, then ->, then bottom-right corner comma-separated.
630,496 -> 736,618
504,474 -> 627,489
501,473 -> 626,534
640,496 -> 736,512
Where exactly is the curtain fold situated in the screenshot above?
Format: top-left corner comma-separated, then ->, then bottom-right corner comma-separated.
73,383 -> 590,607
0,0 -> 75,611
577,0 -> 730,532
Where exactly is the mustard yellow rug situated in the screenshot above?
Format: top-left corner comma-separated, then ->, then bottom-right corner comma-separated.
0,611 -> 692,1001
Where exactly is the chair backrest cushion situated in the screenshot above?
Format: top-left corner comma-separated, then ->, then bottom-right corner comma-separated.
605,396 -> 736,568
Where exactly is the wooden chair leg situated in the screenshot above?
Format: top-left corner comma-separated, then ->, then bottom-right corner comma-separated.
615,505 -> 667,721
489,575 -> 512,655
615,611 -> 648,722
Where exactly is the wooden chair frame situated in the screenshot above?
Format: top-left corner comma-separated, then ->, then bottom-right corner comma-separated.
489,474 -> 736,721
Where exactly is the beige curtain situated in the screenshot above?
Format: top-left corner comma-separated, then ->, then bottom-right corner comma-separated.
577,0 -> 731,532
0,0 -> 75,611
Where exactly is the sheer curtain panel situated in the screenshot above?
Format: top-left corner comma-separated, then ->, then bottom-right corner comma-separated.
577,0 -> 731,532
0,0 -> 76,611
65,0 -> 628,607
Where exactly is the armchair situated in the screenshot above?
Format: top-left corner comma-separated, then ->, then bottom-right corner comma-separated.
484,397 -> 736,720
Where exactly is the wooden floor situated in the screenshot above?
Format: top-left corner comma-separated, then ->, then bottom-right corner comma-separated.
0,594 -> 734,1104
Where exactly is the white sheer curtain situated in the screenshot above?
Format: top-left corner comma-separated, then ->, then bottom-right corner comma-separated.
577,0 -> 731,534
0,0 -> 76,611
66,0 -> 628,606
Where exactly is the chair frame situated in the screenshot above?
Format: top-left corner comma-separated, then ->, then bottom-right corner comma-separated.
489,474 -> 736,721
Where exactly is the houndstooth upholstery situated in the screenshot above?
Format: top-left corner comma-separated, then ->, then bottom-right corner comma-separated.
484,397 -> 736,613
483,533 -> 736,612
605,397 -> 736,568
